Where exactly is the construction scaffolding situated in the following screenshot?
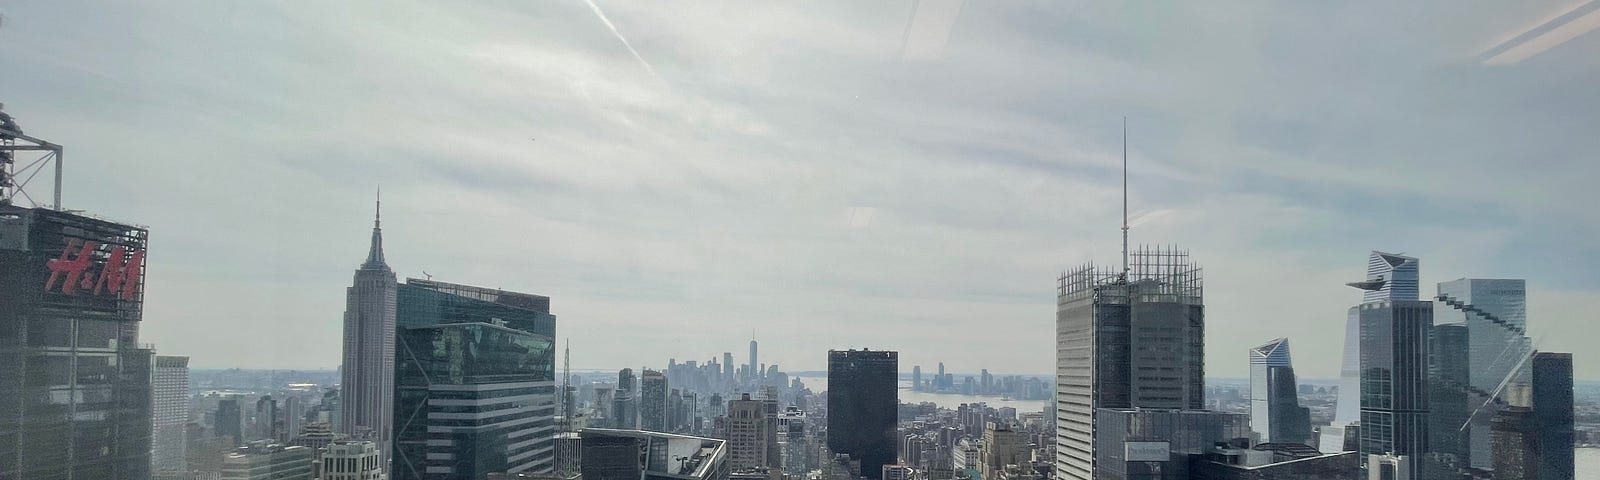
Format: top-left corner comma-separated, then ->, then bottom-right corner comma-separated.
0,104 -> 64,210
1057,245 -> 1203,305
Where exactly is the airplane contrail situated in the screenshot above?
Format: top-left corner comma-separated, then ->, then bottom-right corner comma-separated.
582,0 -> 665,84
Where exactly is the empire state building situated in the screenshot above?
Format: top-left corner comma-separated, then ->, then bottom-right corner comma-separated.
340,196 -> 397,471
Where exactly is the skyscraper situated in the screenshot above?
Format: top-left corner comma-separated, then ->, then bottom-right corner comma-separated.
1436,278 -> 1530,469
218,398 -> 244,447
255,396 -> 279,442
749,338 -> 759,383
1428,323 -> 1471,463
724,393 -> 777,472
1055,247 -> 1205,480
1249,338 -> 1310,445
153,353 -> 192,476
615,368 -> 638,429
154,355 -> 192,480
339,197 -> 397,472
1531,352 -> 1574,480
0,204 -> 154,480
1346,252 -> 1431,476
912,365 -> 922,392
391,279 -> 558,479
640,369 -> 669,432
723,352 -> 735,385
827,349 -> 898,479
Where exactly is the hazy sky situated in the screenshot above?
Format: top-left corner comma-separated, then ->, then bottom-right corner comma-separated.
2,1 -> 1597,380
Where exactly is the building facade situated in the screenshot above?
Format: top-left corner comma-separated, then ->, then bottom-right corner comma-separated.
0,205 -> 154,480
1436,278 -> 1530,469
1092,409 -> 1248,480
391,279 -> 558,479
827,349 -> 898,480
979,421 -> 1028,480
1532,352 -> 1574,480
579,428 -> 730,480
641,369 -> 669,432
1491,407 -> 1538,480
220,442 -> 314,480
218,398 -> 244,447
154,355 -> 192,479
1248,338 -> 1310,445
1427,323 -> 1471,465
339,200 -> 397,472
1055,248 -> 1205,480
321,440 -> 382,480
724,393 -> 776,472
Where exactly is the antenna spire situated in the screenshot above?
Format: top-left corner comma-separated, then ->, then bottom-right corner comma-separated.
1121,117 -> 1129,279
375,185 -> 382,227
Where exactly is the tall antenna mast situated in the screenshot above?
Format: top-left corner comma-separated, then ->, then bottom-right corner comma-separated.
1121,117 -> 1129,280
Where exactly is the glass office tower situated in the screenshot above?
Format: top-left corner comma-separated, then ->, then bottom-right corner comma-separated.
1531,352 -> 1574,480
1427,324 -> 1471,464
392,279 -> 557,479
1436,278 -> 1530,469
1249,338 -> 1310,445
1055,247 -> 1204,480
0,205 -> 154,480
1346,252 -> 1431,478
827,349 -> 898,479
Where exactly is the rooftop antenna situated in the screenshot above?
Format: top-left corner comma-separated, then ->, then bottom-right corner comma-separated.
1121,117 -> 1129,280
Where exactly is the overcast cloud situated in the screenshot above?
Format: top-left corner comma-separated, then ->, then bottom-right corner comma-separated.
2,1 -> 1597,380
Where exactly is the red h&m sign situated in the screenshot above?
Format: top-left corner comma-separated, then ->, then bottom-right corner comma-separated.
44,240 -> 144,300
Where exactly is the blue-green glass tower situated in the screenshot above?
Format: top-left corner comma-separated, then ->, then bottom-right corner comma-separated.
392,279 -> 557,479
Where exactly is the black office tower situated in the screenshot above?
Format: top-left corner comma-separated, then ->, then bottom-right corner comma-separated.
0,205 -> 153,480
827,349 -> 897,479
1428,323 -> 1470,463
1532,352 -> 1574,480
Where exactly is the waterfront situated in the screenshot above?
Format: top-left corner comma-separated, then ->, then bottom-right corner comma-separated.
793,375 -> 1051,412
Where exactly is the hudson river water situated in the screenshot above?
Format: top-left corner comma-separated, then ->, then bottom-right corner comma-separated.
792,375 -> 1051,413
796,374 -> 1598,475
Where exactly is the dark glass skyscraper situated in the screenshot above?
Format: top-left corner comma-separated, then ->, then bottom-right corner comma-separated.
827,349 -> 897,479
1347,252 -> 1431,477
391,279 -> 557,479
1055,248 -> 1204,480
1249,338 -> 1310,445
0,205 -> 153,480
1427,323 -> 1471,464
1531,352 -> 1574,480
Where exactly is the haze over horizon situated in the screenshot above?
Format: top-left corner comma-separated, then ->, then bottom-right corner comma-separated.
2,1 -> 1597,379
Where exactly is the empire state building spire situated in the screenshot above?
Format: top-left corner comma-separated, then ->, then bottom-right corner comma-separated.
363,188 -> 388,270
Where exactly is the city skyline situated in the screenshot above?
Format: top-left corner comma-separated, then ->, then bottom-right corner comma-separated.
2,2 -> 1599,382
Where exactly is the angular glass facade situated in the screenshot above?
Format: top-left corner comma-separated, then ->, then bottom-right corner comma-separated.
1249,338 -> 1310,445
0,206 -> 153,480
1436,278 -> 1530,469
392,280 -> 557,480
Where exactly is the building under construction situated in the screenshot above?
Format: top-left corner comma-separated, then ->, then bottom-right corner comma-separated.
1054,246 -> 1205,480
